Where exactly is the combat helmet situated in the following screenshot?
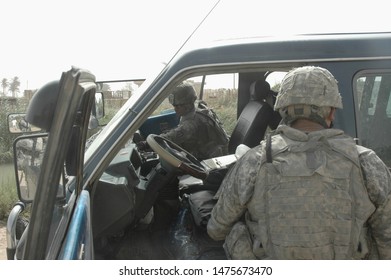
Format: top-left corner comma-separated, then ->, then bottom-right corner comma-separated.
274,66 -> 342,126
168,83 -> 197,106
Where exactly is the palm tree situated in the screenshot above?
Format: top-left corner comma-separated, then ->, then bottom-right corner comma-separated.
9,76 -> 21,97
1,78 -> 8,96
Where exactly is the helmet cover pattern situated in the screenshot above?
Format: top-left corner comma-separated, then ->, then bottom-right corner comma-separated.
274,66 -> 343,111
168,83 -> 197,106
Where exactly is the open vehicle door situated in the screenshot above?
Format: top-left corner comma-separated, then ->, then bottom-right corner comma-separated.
21,67 -> 96,259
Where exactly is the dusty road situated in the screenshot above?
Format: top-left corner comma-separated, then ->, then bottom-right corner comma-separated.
0,220 -> 7,260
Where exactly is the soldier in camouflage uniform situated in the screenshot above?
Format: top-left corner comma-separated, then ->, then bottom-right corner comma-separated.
207,66 -> 391,259
160,83 -> 228,160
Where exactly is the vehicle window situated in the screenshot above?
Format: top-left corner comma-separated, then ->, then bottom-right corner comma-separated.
355,71 -> 391,167
151,73 -> 238,135
198,73 -> 238,134
150,71 -> 287,136
265,71 -> 286,92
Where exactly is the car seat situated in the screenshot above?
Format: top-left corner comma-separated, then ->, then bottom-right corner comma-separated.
228,79 -> 280,154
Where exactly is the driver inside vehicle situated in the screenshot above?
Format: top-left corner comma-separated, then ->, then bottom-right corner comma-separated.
136,82 -> 230,239
138,82 -> 229,160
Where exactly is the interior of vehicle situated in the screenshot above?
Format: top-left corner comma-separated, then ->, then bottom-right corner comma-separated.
90,70 -> 284,259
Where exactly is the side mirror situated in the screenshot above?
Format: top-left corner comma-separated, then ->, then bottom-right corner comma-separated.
94,92 -> 104,119
13,134 -> 66,203
7,113 -> 42,134
88,93 -> 105,130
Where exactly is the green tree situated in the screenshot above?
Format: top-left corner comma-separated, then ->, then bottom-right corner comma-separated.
1,78 -> 8,96
9,77 -> 20,97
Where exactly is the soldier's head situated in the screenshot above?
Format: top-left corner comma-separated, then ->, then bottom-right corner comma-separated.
274,66 -> 342,128
168,83 -> 197,116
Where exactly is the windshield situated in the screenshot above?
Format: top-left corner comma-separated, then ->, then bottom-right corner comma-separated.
84,64 -> 164,160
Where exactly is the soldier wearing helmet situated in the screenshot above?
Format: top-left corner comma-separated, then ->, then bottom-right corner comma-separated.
274,66 -> 342,129
139,82 -> 228,160
168,82 -> 198,115
142,82 -> 229,234
207,66 -> 391,260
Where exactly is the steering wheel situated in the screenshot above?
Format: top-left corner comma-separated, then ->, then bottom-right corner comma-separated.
146,134 -> 208,180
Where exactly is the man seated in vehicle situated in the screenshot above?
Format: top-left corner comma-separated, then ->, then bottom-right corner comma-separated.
138,82 -> 230,234
140,82 -> 229,160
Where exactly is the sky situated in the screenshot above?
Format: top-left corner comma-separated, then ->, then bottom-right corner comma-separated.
0,0 -> 215,93
1,0 -> 391,95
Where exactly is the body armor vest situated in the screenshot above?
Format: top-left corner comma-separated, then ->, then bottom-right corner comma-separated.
247,131 -> 375,259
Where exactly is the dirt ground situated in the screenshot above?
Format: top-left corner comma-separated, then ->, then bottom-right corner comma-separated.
0,220 -> 7,260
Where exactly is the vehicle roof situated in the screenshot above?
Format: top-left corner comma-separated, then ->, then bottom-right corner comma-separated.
172,32 -> 391,71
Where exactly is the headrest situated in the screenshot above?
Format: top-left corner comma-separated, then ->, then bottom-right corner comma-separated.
249,80 -> 271,101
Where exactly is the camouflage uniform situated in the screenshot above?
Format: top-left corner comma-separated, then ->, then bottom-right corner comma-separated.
160,82 -> 227,160
207,125 -> 391,259
161,107 -> 226,160
207,66 -> 391,259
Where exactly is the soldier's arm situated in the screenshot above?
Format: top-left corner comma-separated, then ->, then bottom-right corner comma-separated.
160,119 -> 197,145
359,148 -> 391,259
207,149 -> 261,240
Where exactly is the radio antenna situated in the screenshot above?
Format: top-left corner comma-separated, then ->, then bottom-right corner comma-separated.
167,0 -> 221,64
